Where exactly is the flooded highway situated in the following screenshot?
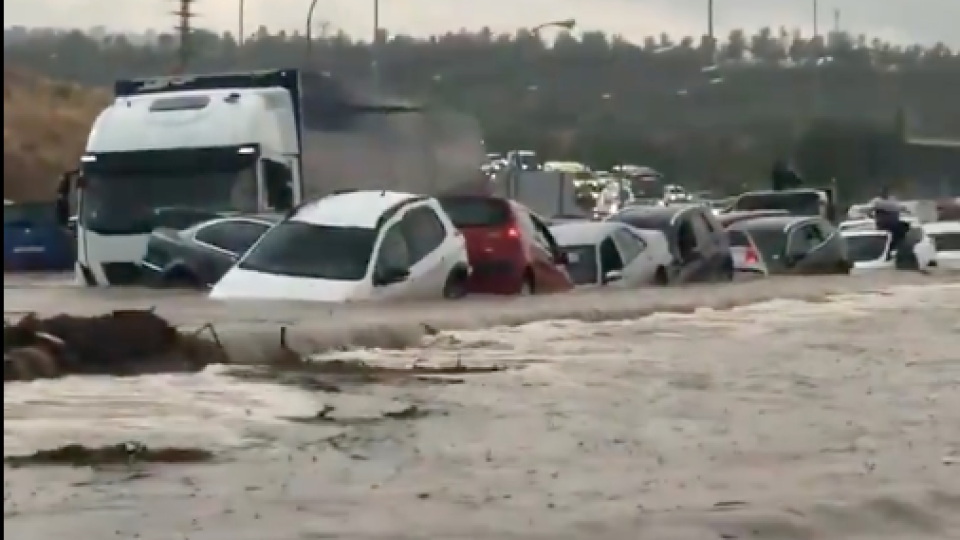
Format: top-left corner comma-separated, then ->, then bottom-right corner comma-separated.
4,273 -> 960,539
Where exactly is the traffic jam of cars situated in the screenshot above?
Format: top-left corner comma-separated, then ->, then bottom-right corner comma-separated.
115,186 -> 957,303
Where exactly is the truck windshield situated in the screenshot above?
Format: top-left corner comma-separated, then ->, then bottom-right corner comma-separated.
239,222 -> 377,281
79,147 -> 259,235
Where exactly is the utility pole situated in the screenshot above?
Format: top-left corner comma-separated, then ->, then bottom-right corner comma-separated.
171,0 -> 197,73
812,0 -> 818,38
372,0 -> 381,94
707,0 -> 714,41
238,0 -> 245,49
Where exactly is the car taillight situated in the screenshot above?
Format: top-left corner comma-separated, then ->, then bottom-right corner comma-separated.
744,247 -> 759,264
506,227 -> 519,238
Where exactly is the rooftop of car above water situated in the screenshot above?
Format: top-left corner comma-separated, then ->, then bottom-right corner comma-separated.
289,190 -> 424,228
726,214 -> 822,232
549,221 -> 635,244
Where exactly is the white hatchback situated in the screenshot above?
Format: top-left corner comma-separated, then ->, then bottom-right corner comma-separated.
550,221 -> 675,287
210,190 -> 470,303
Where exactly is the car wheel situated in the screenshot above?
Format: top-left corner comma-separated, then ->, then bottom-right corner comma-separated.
653,266 -> 670,286
442,268 -> 468,299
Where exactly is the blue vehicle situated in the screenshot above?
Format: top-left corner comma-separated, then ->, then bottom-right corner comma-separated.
4,201 -> 75,272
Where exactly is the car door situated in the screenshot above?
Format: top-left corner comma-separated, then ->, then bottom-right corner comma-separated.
674,210 -> 710,282
610,227 -> 651,286
369,215 -> 415,301
784,222 -> 831,274
519,209 -> 572,292
398,204 -> 451,298
690,209 -> 725,279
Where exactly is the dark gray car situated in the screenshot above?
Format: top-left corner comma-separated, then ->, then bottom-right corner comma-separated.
728,215 -> 851,275
140,214 -> 280,288
607,205 -> 733,283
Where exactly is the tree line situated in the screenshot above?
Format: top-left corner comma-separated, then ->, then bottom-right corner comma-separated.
4,25 -> 959,197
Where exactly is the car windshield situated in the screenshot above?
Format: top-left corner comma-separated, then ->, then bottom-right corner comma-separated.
733,192 -> 822,216
929,231 -> 960,251
79,147 -> 259,235
844,233 -> 890,262
438,197 -> 511,228
238,222 -> 377,280
559,245 -> 598,285
745,229 -> 788,264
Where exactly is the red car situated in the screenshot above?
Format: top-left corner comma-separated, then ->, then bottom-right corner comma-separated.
438,195 -> 574,295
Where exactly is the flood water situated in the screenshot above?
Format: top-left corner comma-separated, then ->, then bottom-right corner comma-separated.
4,274 -> 960,539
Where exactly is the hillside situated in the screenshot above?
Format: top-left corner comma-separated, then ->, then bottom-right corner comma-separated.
3,66 -> 106,201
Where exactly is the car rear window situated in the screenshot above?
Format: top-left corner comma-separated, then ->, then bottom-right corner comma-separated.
438,197 -> 511,228
726,230 -> 751,247
930,231 -> 960,251
746,229 -> 788,263
560,245 -> 598,285
844,233 -> 890,262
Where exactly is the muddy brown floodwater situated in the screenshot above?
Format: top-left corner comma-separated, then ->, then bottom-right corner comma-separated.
4,273 -> 960,540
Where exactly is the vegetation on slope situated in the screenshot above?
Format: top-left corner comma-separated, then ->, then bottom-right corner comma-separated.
3,66 -> 106,201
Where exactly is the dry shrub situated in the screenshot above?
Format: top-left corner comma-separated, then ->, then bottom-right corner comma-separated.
3,66 -> 108,202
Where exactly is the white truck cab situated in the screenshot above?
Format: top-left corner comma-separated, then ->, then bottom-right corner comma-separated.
74,70 -> 304,286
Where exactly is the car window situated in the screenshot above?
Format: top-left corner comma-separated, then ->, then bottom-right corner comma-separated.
929,231 -> 960,251
437,197 -> 511,228
529,212 -> 560,253
560,244 -> 599,285
376,223 -> 412,273
727,230 -> 751,247
517,209 -> 551,250
401,206 -> 447,264
844,234 -> 890,262
196,220 -> 270,255
787,223 -> 824,254
238,222 -> 377,280
599,237 -> 624,274
689,213 -> 714,247
611,228 -> 646,263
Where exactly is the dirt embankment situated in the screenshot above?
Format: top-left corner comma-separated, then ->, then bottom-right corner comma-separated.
3,66 -> 107,202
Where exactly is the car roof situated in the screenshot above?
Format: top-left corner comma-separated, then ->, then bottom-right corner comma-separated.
841,229 -> 890,237
728,215 -> 809,232
717,209 -> 790,226
923,220 -> 960,233
292,190 -> 421,228
550,221 -> 626,245
613,205 -> 684,222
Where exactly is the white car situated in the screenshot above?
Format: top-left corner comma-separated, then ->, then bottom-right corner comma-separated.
924,221 -> 960,269
841,227 -> 936,273
210,190 -> 471,303
549,221 -> 674,287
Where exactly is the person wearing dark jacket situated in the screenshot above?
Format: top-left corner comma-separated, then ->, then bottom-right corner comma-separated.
771,160 -> 803,191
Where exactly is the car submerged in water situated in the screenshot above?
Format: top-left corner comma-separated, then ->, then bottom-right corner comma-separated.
725,215 -> 851,276
210,190 -> 472,303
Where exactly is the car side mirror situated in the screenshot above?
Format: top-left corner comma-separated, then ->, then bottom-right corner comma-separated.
785,250 -> 806,265
603,270 -> 623,283
373,266 -> 409,286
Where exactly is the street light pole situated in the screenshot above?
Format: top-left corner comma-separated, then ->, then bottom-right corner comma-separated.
305,0 -> 319,63
707,0 -> 714,41
238,0 -> 245,49
372,0 -> 380,94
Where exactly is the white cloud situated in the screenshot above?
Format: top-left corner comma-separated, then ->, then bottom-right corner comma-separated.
3,0 -> 957,47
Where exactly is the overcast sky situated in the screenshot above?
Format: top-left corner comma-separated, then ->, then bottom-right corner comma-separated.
4,0 -> 956,47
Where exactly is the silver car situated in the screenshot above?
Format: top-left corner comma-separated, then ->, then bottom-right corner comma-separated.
550,221 -> 675,287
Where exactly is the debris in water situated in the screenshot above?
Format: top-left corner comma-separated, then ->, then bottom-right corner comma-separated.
4,442 -> 215,468
4,310 -> 225,381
